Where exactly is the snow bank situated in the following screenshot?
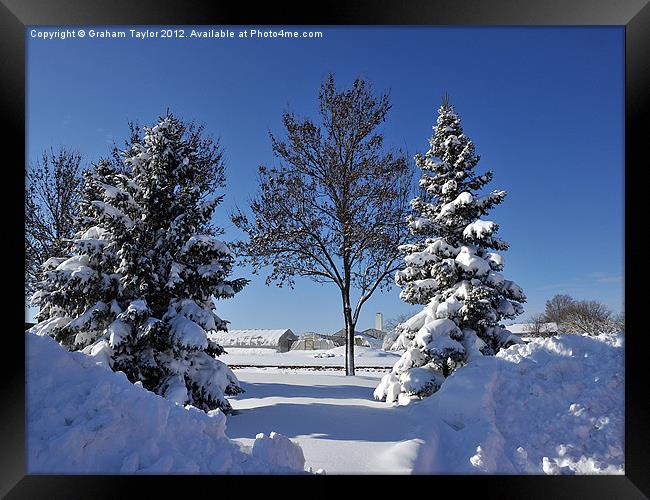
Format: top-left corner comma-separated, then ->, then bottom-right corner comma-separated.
252,432 -> 306,471
405,332 -> 624,474
27,333 -> 307,474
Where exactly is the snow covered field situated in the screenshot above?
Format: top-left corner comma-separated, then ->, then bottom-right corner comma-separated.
26,330 -> 624,475
220,345 -> 401,368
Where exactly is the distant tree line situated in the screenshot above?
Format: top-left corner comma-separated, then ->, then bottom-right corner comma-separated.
527,294 -> 624,337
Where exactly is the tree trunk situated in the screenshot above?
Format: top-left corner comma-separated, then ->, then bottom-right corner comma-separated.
343,305 -> 349,375
344,304 -> 355,376
342,254 -> 354,375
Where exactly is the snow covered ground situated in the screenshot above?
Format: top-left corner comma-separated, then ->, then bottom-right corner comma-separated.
225,369 -> 412,473
26,333 -> 307,474
27,330 -> 624,475
220,345 -> 400,367
226,332 -> 624,474
406,331 -> 624,474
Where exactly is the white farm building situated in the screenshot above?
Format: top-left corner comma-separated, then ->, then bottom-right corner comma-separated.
290,332 -> 336,351
209,329 -> 298,353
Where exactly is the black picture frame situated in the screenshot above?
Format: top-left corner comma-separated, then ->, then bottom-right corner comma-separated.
3,0 -> 647,497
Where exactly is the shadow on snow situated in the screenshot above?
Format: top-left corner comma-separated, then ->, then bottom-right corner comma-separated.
225,401 -> 404,443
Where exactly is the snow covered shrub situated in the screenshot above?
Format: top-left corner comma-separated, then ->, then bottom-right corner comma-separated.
375,97 -> 525,404
31,114 -> 247,413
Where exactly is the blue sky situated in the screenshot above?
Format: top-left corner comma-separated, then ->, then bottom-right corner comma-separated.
26,26 -> 624,333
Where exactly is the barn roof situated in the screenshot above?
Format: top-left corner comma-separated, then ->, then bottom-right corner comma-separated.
330,329 -> 383,348
331,328 -> 362,338
209,328 -> 297,347
362,328 -> 385,339
299,332 -> 330,340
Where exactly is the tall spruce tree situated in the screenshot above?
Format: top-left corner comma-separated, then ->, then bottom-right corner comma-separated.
374,97 -> 526,405
31,114 -> 247,413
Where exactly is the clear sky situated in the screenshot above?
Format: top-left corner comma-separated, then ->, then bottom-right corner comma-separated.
26,26 -> 624,333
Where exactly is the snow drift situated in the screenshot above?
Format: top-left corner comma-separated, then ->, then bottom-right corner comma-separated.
26,333 -> 306,474
399,331 -> 624,474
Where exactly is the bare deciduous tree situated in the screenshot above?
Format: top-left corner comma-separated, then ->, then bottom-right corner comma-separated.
232,74 -> 413,375
542,294 -> 621,335
25,148 -> 84,299
563,300 -> 618,335
543,294 -> 575,325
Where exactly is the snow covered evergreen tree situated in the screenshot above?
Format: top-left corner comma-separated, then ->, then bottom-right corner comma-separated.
374,96 -> 525,405
31,114 -> 247,413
